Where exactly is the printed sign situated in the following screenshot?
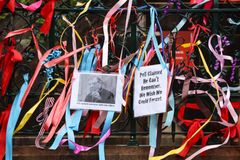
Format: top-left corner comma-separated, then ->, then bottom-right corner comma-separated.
163,31 -> 193,66
70,72 -> 123,112
133,64 -> 168,117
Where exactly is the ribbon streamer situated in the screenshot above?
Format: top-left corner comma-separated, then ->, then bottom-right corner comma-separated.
40,0 -> 57,34
17,0 -> 42,12
0,105 -> 11,160
35,97 -> 55,149
5,74 -> 28,160
102,0 -> 128,67
228,18 -> 240,25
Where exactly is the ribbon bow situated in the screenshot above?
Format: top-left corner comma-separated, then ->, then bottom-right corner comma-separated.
177,103 -> 215,157
188,18 -> 210,52
0,38 -> 22,96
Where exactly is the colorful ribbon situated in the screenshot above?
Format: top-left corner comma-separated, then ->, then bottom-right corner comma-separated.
102,0 -> 128,67
40,0 -> 56,34
5,74 -> 28,160
0,105 -> 11,160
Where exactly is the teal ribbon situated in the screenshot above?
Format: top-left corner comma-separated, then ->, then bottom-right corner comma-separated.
5,74 -> 29,160
49,47 -> 93,150
164,90 -> 175,127
99,111 -> 115,160
149,114 -> 158,150
137,7 -> 169,75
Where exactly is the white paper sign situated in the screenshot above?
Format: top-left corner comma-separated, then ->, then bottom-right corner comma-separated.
70,72 -> 123,112
133,64 -> 168,117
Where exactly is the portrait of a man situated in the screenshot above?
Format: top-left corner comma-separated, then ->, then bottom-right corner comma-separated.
78,74 -> 117,104
84,77 -> 115,104
71,72 -> 122,112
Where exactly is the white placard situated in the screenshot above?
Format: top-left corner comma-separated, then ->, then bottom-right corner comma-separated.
70,72 -> 123,112
133,64 -> 168,117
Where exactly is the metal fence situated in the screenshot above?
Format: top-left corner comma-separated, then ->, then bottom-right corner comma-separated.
0,0 -> 240,146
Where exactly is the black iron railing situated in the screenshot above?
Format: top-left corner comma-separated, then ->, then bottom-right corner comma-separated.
0,0 -> 239,147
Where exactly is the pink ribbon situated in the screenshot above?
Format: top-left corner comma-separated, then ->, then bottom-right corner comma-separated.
61,129 -> 111,154
102,0 -> 128,67
17,0 -> 42,12
35,97 -> 55,149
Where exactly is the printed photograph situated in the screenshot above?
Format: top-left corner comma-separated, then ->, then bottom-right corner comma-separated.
70,72 -> 122,112
77,73 -> 117,104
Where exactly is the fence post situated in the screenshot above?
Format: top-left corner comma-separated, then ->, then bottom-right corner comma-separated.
128,16 -> 138,146
49,11 -> 56,48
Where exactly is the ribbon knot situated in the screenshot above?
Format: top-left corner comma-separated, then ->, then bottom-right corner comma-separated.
179,120 -> 204,157
188,17 -> 210,53
189,23 -> 210,34
221,124 -> 240,139
0,37 -> 23,96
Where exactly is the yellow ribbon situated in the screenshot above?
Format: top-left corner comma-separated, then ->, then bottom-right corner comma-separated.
14,78 -> 65,134
111,112 -> 122,124
125,45 -> 144,113
60,0 -> 92,52
181,40 -> 219,100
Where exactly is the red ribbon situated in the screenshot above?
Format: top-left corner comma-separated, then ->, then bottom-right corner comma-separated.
0,41 -> 4,67
177,101 -> 240,157
0,0 -> 43,13
190,0 -> 213,10
188,17 -> 210,52
0,0 -> 7,12
84,111 -> 100,138
232,101 -> 240,109
221,107 -> 229,122
190,0 -> 213,24
96,49 -> 103,71
0,26 -> 33,96
0,38 -> 22,96
200,132 -> 216,156
40,0 -> 56,34
179,121 -> 204,157
1,47 -> 22,96
7,0 -> 15,13
221,123 -> 240,139
177,103 -> 208,157
0,104 -> 11,160
186,17 -> 210,69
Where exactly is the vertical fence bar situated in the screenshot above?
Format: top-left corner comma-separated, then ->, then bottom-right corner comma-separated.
49,11 -> 56,48
128,16 -> 138,146
212,0 -> 219,33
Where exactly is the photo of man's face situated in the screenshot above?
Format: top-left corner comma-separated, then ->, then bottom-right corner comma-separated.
72,72 -> 122,112
89,78 -> 103,92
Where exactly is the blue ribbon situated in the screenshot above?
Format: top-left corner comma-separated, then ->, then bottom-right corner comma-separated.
49,109 -> 83,149
99,111 -> 115,160
50,45 -> 114,160
137,7 -> 169,75
5,74 -> 29,160
49,48 -> 93,150
164,90 -> 175,127
80,48 -> 90,71
149,114 -> 158,150
86,47 -> 96,71
65,103 -> 75,150
43,50 -> 62,81
135,6 -> 171,156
